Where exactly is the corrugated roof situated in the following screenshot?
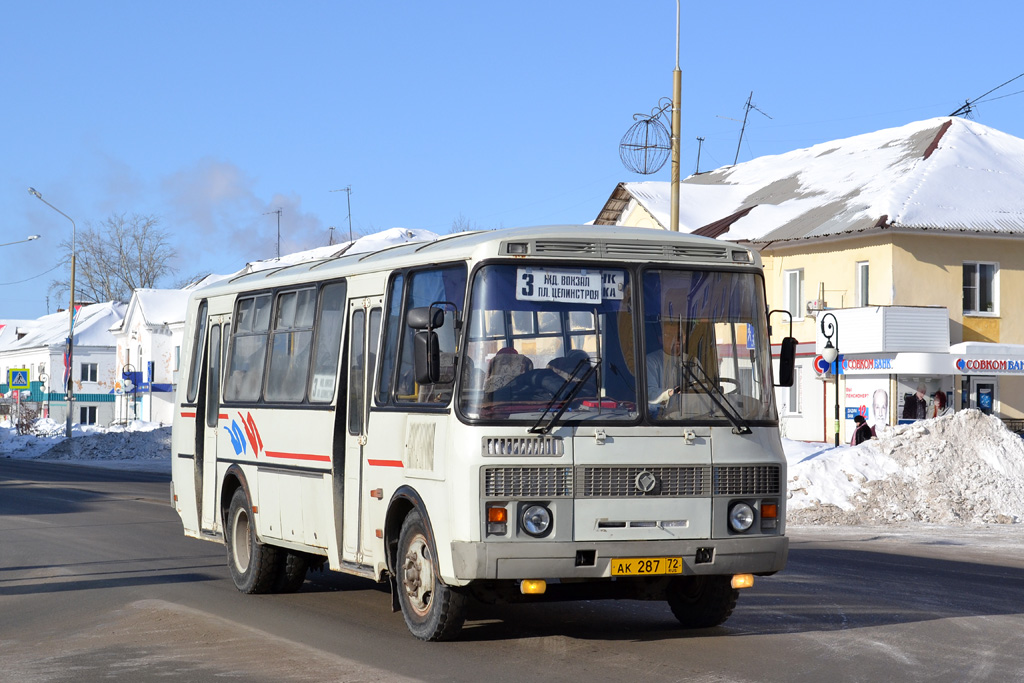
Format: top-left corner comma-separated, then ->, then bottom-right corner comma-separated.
596,117 -> 1024,242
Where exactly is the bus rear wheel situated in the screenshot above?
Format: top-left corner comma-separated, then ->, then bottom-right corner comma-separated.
396,509 -> 466,641
225,488 -> 279,594
274,550 -> 309,593
666,576 -> 738,629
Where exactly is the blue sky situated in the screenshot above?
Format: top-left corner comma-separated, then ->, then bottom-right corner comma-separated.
3,1 -> 1022,319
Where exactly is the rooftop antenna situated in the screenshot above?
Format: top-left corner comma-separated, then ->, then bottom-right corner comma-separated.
330,186 -> 354,242
263,208 -> 282,258
950,71 -> 1024,118
695,136 -> 705,174
733,91 -> 772,165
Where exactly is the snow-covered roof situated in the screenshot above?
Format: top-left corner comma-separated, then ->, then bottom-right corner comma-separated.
240,228 -> 441,275
111,289 -> 192,333
2,301 -> 126,351
0,320 -> 42,351
597,117 -> 1024,243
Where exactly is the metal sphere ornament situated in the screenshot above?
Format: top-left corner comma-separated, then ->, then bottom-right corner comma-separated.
619,100 -> 672,175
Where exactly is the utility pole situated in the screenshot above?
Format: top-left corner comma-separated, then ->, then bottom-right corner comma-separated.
733,91 -> 772,166
669,0 -> 681,232
695,136 -> 705,174
264,208 -> 283,257
331,187 -> 354,242
328,226 -> 336,246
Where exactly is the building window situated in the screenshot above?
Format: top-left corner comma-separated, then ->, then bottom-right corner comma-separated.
784,269 -> 804,320
173,345 -> 180,371
856,261 -> 869,307
80,363 -> 98,382
80,406 -> 97,425
784,366 -> 801,415
963,262 -> 998,314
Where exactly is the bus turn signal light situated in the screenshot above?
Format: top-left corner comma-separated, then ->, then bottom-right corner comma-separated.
731,574 -> 754,589
761,503 -> 778,519
521,579 -> 547,594
488,507 -> 508,523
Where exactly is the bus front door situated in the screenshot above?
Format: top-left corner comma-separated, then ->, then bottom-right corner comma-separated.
342,297 -> 382,566
199,315 -> 228,532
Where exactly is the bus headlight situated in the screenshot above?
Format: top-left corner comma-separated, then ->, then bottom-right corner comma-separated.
521,504 -> 552,537
728,502 -> 755,532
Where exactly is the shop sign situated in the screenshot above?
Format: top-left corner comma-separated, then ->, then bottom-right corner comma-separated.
955,358 -> 1024,373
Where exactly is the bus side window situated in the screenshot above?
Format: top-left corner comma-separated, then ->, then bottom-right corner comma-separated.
225,294 -> 272,402
378,266 -> 467,407
395,266 -> 467,405
186,301 -> 208,403
309,282 -> 347,403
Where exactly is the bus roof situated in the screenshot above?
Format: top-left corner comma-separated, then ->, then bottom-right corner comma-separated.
190,225 -> 758,300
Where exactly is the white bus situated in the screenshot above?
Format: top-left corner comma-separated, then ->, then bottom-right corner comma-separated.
170,225 -> 796,640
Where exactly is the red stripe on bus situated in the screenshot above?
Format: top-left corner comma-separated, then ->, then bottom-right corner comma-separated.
218,413 -> 229,420
180,411 -> 196,418
265,451 -> 332,463
368,459 -> 404,468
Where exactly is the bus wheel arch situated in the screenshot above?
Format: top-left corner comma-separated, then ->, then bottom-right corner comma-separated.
384,486 -> 427,576
220,464 -> 252,531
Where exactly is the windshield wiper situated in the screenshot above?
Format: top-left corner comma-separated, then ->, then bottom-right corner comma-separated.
679,360 -> 751,435
528,358 -> 599,435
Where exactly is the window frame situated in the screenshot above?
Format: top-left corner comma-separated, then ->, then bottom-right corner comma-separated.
963,261 -> 999,316
855,261 -> 869,307
80,362 -> 98,383
783,268 -> 804,321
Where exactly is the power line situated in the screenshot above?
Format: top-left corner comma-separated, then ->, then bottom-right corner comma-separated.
950,71 -> 1024,117
0,262 -> 61,286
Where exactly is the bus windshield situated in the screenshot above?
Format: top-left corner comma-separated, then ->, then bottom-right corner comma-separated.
457,264 -> 776,425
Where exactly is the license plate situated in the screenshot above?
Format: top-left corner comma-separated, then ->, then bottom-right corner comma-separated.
610,557 -> 683,576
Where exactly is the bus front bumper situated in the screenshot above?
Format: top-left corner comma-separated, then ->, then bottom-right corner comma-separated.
450,535 -> 788,581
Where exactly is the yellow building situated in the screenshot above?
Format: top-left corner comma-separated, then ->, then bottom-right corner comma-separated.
595,117 -> 1024,441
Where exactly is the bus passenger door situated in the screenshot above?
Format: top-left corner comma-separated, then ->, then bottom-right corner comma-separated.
200,315 -> 228,532
342,297 -> 382,564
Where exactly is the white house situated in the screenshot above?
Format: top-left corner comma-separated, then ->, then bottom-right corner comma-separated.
109,289 -> 191,425
0,302 -> 126,427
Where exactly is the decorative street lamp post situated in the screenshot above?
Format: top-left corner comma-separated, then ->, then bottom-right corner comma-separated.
820,312 -> 840,447
28,188 -> 76,439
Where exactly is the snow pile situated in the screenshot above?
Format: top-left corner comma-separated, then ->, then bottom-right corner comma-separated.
1,419 -> 170,472
788,409 -> 1024,525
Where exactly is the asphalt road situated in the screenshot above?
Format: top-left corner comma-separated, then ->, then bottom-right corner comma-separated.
2,458 -> 1023,682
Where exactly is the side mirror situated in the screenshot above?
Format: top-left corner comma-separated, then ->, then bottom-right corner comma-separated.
407,306 -> 444,330
777,337 -> 796,387
414,330 -> 440,384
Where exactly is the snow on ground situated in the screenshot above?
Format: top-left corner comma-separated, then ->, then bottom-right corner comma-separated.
787,409 -> 1024,526
2,409 -> 1022,526
0,418 -> 170,473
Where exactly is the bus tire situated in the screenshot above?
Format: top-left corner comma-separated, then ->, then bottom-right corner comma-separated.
666,576 -> 738,629
274,551 -> 309,593
396,509 -> 466,641
225,487 -> 279,594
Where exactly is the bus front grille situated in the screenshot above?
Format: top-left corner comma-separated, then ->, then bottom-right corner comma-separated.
484,467 -> 573,498
483,436 -> 565,457
713,465 -> 781,495
579,466 -> 712,497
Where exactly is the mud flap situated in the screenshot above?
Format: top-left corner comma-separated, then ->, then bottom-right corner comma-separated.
388,573 -> 400,612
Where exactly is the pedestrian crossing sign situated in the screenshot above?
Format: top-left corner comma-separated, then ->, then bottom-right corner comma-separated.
8,369 -> 29,390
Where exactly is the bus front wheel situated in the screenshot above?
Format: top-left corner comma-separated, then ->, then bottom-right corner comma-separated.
396,509 -> 466,641
666,576 -> 738,629
225,488 -> 279,594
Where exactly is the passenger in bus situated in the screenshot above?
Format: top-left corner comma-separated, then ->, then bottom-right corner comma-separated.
483,347 -> 533,395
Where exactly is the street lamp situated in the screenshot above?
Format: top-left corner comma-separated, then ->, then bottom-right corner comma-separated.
820,312 -> 840,447
28,187 -> 77,439
0,235 -> 40,248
